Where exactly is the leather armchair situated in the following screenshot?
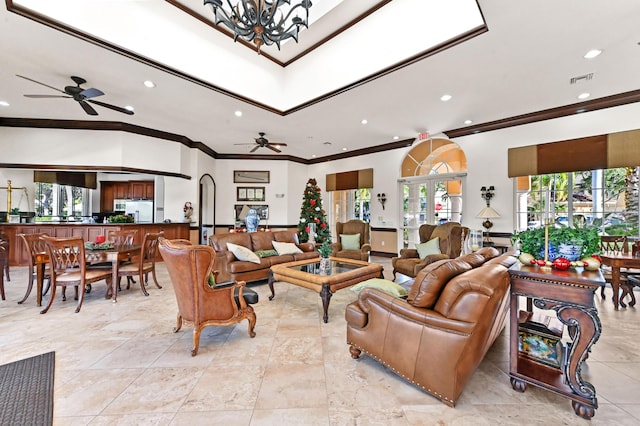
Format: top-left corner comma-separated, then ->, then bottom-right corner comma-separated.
392,222 -> 468,280
159,238 -> 258,356
331,220 -> 371,261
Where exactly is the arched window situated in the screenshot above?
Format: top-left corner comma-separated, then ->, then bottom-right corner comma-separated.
398,138 -> 467,248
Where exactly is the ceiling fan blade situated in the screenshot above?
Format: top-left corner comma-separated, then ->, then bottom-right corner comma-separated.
24,94 -> 70,98
87,99 -> 134,115
271,142 -> 287,147
16,74 -> 65,94
250,145 -> 260,153
80,88 -> 104,99
79,100 -> 98,116
233,143 -> 258,146
266,144 -> 282,153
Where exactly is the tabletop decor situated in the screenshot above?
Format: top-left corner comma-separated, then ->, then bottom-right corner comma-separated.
183,201 -> 193,222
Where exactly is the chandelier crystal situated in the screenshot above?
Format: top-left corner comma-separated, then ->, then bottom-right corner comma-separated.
204,0 -> 313,53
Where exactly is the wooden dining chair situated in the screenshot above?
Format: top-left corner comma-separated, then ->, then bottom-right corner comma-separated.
17,233 -> 53,305
599,235 -> 635,304
41,236 -> 112,314
116,231 -> 163,296
0,231 -> 10,283
0,243 -> 6,300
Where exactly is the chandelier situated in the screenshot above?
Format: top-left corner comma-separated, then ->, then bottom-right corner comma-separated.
204,0 -> 313,53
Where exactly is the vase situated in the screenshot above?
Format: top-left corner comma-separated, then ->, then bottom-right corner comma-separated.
558,243 -> 583,261
319,257 -> 331,275
245,209 -> 259,233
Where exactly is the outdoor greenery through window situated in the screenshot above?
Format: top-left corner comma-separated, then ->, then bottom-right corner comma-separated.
35,182 -> 91,221
332,189 -> 371,225
515,167 -> 639,235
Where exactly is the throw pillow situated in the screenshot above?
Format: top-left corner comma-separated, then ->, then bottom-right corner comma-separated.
351,278 -> 408,298
340,233 -> 361,250
226,242 -> 260,264
255,249 -> 278,258
407,258 -> 472,308
416,237 -> 441,259
272,241 -> 303,255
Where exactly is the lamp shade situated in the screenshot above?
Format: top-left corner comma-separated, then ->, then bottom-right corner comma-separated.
476,206 -> 501,219
238,205 -> 251,220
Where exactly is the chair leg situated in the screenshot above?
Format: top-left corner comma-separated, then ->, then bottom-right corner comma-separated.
138,272 -> 149,296
75,284 -> 85,313
40,285 -> 57,314
62,287 -> 67,301
600,285 -> 606,300
173,313 -> 183,333
151,268 -> 162,289
0,272 -> 4,301
18,273 -> 35,304
191,327 -> 202,356
247,309 -> 257,338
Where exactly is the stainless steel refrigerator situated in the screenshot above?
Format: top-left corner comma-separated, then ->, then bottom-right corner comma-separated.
124,200 -> 154,223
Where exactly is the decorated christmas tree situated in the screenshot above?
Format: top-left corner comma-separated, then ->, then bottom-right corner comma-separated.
298,178 -> 331,244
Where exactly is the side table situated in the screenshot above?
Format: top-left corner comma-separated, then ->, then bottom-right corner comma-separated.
508,263 -> 604,419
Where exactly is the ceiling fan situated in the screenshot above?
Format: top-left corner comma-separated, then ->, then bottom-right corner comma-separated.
17,74 -> 134,116
235,132 -> 287,153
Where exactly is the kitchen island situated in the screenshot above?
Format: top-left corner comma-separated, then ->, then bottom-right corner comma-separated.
0,222 -> 190,266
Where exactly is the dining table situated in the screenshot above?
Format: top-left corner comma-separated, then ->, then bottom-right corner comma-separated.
599,252 -> 640,310
28,243 -> 141,306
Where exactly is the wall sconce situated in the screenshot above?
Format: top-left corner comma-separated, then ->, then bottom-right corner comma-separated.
480,185 -> 495,207
275,193 -> 285,198
377,193 -> 387,210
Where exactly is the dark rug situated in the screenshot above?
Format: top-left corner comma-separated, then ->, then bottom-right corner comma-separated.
0,352 -> 55,426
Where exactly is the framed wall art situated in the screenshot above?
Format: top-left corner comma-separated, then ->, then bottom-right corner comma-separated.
233,170 -> 270,184
237,186 -> 265,202
235,204 -> 269,221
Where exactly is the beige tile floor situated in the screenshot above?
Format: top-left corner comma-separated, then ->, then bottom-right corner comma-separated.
1,256 -> 639,425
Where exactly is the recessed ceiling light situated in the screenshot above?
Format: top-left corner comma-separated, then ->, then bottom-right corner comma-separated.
234,110 -> 243,117
311,154 -> 316,158
576,108 -> 587,113
125,105 -> 134,112
578,92 -> 590,100
143,80 -> 156,88
361,119 -> 368,125
584,49 -> 602,59
393,136 -> 399,140
0,101 -> 9,107
440,94 -> 452,102
464,119 -> 473,125
342,147 -> 347,151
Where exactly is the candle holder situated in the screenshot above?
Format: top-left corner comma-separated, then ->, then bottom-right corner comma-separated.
542,218 -> 552,270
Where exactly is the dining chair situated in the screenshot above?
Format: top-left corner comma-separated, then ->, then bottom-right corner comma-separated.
599,235 -> 635,303
17,233 -> 53,305
116,231 -> 163,296
0,243 -> 6,300
41,236 -> 112,314
0,231 -> 9,283
87,229 -> 139,293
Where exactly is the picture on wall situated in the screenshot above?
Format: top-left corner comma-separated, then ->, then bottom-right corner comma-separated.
233,170 -> 270,184
234,204 -> 269,221
237,186 -> 265,202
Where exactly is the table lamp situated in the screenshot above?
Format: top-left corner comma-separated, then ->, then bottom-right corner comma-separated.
476,206 -> 500,231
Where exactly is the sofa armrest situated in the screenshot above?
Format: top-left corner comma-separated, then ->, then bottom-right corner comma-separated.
356,287 -> 474,335
398,248 -> 419,258
330,242 -> 342,255
298,242 -> 316,252
361,243 -> 372,253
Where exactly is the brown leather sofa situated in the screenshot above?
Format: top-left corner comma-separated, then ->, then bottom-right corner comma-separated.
346,247 -> 517,406
209,230 -> 318,283
392,222 -> 469,280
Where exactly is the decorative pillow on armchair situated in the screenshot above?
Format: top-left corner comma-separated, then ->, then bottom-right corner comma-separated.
340,233 -> 361,250
416,237 -> 441,259
226,242 -> 260,264
351,278 -> 408,298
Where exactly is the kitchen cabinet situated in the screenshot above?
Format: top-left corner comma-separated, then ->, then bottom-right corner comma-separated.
129,180 -> 154,200
100,180 -> 154,211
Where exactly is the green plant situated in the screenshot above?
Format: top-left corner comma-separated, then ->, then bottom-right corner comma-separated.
514,224 -> 600,258
9,207 -> 20,215
318,240 -> 332,258
108,214 -> 134,224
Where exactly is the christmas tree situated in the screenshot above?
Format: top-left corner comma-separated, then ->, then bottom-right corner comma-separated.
298,178 -> 331,244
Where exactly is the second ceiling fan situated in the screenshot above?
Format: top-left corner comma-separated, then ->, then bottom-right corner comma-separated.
235,132 -> 287,153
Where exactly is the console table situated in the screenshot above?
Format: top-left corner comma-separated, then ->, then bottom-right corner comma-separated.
508,263 -> 604,419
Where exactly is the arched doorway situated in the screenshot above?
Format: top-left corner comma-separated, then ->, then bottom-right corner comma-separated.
398,138 -> 467,248
199,174 -> 215,245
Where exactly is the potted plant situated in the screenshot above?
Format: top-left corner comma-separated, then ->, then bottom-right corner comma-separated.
513,224 -> 600,261
318,240 -> 332,273
8,207 -> 20,223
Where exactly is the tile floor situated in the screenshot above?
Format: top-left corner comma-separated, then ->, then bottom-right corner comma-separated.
0,256 -> 639,425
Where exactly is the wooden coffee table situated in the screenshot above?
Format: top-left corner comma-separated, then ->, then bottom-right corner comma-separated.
268,256 -> 383,322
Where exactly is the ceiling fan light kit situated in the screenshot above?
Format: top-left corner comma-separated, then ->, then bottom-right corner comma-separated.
234,132 -> 287,153
204,0 -> 312,53
18,74 -> 134,116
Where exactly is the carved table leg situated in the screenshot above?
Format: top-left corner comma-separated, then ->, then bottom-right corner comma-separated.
572,401 -> 595,420
267,270 -> 276,301
320,284 -> 333,323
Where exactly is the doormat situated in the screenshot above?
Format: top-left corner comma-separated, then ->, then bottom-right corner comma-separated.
0,351 -> 55,426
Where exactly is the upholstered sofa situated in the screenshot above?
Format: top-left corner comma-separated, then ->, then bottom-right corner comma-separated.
346,247 -> 517,406
392,222 -> 469,280
209,230 -> 318,284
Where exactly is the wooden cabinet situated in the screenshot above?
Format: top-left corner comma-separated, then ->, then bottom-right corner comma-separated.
508,263 -> 604,419
114,182 -> 129,199
129,180 -> 154,200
